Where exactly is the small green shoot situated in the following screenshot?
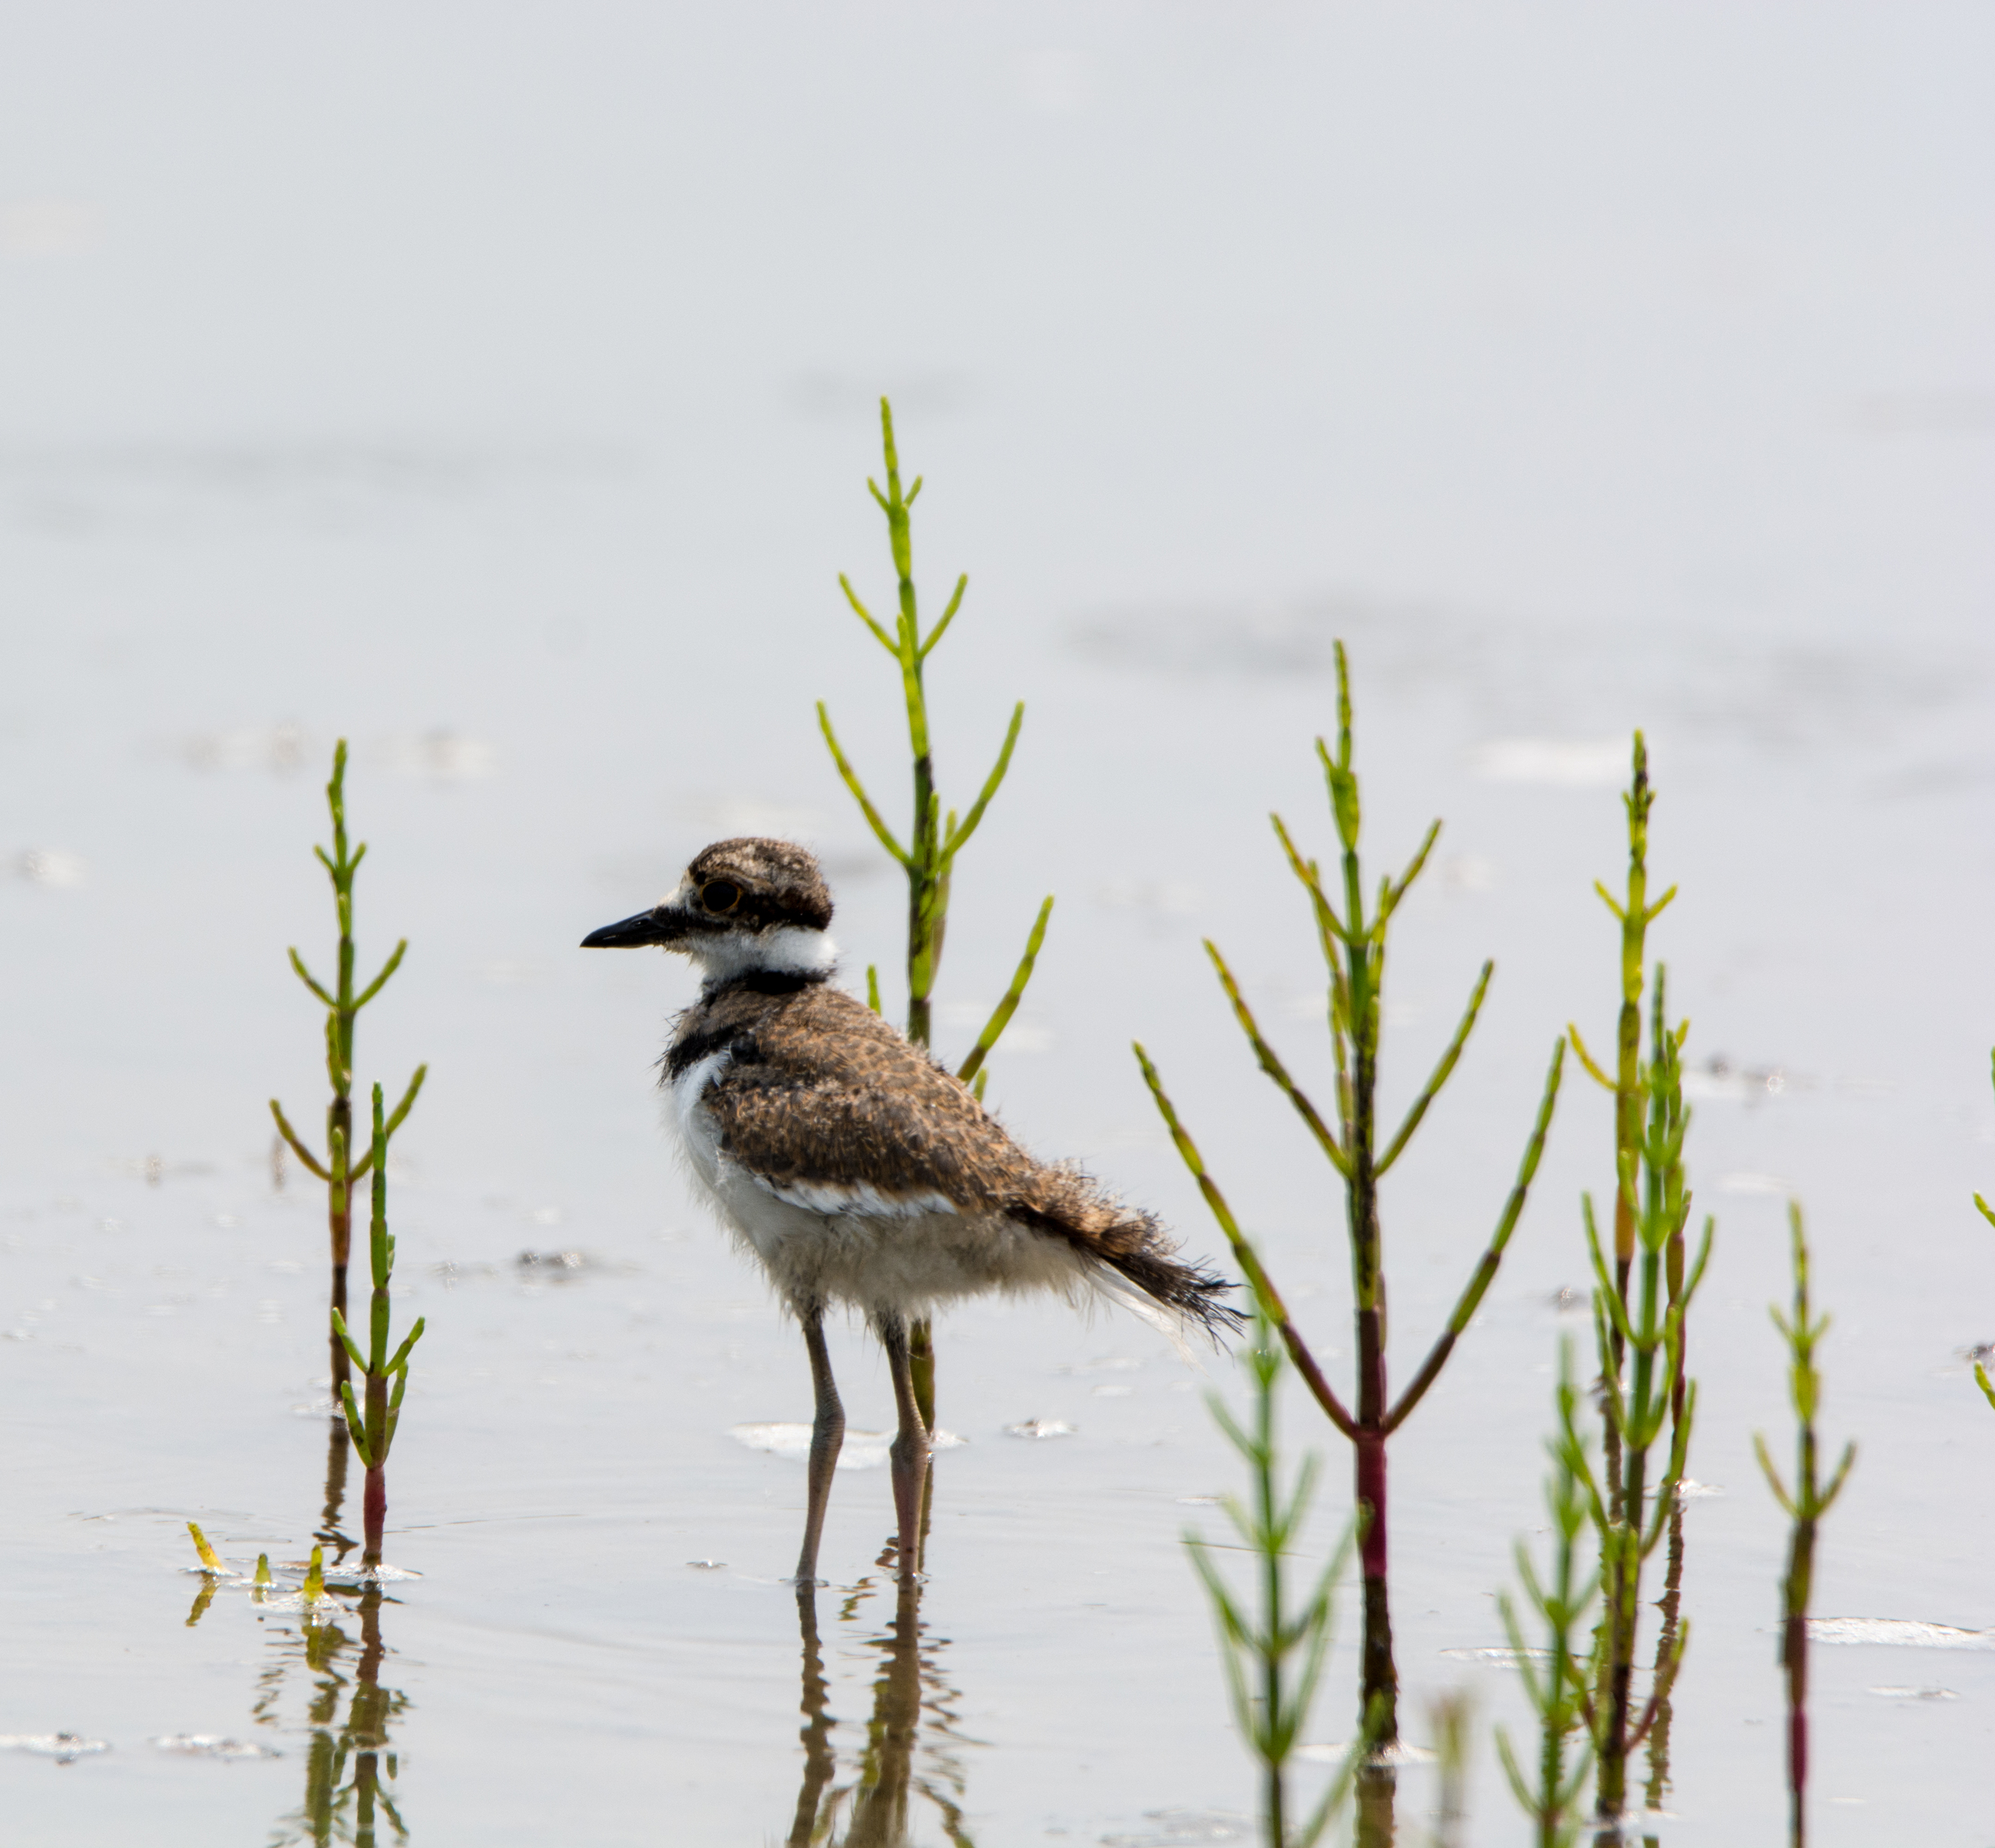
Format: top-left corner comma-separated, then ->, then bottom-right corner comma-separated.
255,1553 -> 273,1587
302,1546 -> 327,1603
1755,1203 -> 1856,1848
269,741 -> 427,1404
1582,970 -> 1712,1822
1495,1343 -> 1602,1846
333,1084 -> 428,1568
187,1520 -> 223,1574
1568,733 -> 1677,1373
1185,1306 -> 1358,1848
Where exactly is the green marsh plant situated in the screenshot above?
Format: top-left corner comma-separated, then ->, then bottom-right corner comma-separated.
330,1086 -> 428,1570
187,1520 -> 225,1574
1754,1204 -> 1855,1848
270,742 -> 427,1406
1578,972 -> 1711,1825
1183,1306 -> 1360,1848
1567,736 -> 1677,1412
184,1521 -> 227,1626
1138,644 -> 1566,1743
1566,738 -> 1708,1827
1495,1344 -> 1602,1848
819,398 -> 1052,1429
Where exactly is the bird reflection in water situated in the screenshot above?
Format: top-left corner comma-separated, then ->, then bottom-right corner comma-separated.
788,1547 -> 976,1846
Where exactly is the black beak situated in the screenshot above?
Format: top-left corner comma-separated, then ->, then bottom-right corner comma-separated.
580,904 -> 691,949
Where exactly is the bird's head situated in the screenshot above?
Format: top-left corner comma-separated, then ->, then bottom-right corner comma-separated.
580,837 -> 837,982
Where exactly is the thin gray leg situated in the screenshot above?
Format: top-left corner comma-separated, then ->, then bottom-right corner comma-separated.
795,1304 -> 844,1585
878,1313 -> 931,1580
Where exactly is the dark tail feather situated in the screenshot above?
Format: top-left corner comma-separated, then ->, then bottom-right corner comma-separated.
1013,1191 -> 1244,1345
1101,1242 -> 1246,1345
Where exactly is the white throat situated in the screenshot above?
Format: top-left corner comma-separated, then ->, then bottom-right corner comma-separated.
687,926 -> 838,985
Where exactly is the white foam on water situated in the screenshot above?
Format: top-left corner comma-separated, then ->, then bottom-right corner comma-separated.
151,1735 -> 282,1759
729,1423 -> 966,1471
1810,1617 -> 1995,1649
0,1733 -> 110,1760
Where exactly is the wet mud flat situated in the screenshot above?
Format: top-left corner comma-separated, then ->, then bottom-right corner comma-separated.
7,940 -> 1995,1847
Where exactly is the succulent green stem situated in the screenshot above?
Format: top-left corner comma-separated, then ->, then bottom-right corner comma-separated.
270,741 -> 425,1404
1584,969 -> 1710,1822
333,1084 -> 427,1568
1185,1308 -> 1359,1847
1496,1342 -> 1604,1846
1755,1203 -> 1856,1848
1144,642 -> 1565,1747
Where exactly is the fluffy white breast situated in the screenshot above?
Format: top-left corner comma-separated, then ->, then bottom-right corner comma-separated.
665,1047 -> 732,1187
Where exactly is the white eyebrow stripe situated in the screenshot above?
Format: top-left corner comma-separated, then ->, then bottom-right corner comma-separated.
749,1175 -> 962,1218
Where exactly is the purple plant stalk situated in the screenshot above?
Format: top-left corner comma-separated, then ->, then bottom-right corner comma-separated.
1755,1204 -> 1855,1848
1139,642 -> 1566,1746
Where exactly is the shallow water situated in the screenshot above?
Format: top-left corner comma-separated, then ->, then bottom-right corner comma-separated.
4,5 -> 1994,1843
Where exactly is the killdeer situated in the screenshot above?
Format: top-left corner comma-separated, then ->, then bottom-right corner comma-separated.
583,837 -> 1238,1581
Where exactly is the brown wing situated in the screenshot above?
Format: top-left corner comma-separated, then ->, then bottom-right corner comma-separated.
701,983 -> 1037,1208
693,981 -> 1241,1337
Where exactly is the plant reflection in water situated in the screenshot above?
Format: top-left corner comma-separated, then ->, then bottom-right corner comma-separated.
184,1428 -> 412,1844
318,1413 -> 358,1565
788,1550 -> 977,1846
265,1582 -> 410,1847
272,1418 -> 409,1845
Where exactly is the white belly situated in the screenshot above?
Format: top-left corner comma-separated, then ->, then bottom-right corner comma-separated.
663,1051 -> 1085,1322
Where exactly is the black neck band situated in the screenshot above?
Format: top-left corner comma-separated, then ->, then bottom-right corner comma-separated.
709,967 -> 831,999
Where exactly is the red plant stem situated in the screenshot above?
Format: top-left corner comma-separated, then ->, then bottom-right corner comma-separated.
363,1465 -> 386,1568
1356,1430 -> 1388,1581
362,1362 -> 389,1567
1356,1427 -> 1394,1734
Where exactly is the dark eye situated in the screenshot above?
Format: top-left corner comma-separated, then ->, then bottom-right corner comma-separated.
701,880 -> 741,913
